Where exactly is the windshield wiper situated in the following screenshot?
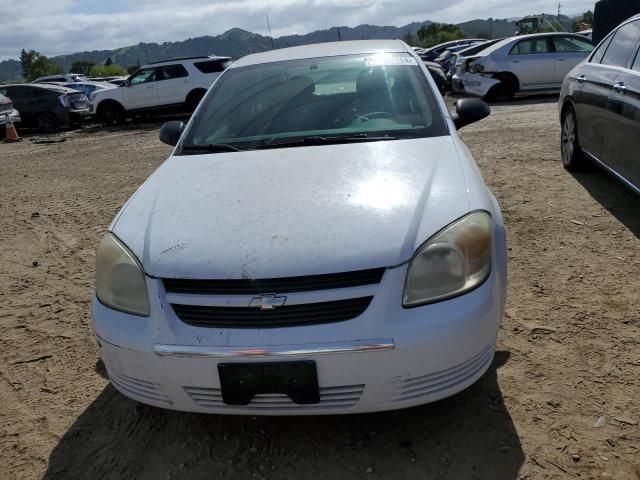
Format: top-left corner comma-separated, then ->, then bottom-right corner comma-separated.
257,134 -> 398,150
180,143 -> 245,154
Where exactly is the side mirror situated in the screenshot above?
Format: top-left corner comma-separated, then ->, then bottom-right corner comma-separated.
159,121 -> 184,146
452,98 -> 490,129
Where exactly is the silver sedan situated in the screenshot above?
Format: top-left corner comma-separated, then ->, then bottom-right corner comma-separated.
456,33 -> 594,100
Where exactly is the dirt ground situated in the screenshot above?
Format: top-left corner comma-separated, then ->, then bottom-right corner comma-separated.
1,98 -> 638,480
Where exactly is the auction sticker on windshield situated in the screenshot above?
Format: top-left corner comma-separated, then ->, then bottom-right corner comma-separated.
364,55 -> 418,67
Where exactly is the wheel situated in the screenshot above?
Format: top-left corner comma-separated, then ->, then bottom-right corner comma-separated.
561,106 -> 586,171
487,75 -> 516,102
98,102 -> 125,125
37,113 -> 59,132
186,90 -> 205,113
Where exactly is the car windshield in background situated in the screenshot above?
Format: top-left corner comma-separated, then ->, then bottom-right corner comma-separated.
181,53 -> 448,153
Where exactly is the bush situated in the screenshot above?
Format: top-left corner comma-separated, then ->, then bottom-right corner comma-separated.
89,64 -> 128,77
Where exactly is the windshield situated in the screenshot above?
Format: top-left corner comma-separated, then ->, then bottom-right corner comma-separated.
180,53 -> 448,153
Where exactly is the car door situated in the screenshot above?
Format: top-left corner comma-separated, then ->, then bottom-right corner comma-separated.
507,37 -> 556,89
552,35 -> 595,84
595,20 -> 640,174
154,64 -> 191,106
601,21 -> 640,189
571,34 -> 618,159
122,67 -> 158,110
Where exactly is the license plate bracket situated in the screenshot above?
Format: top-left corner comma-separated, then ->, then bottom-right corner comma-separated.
218,361 -> 320,406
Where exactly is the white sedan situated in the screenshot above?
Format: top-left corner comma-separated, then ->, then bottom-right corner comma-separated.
93,40 -> 507,415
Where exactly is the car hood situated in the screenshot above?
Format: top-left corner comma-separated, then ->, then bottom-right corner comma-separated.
111,137 -> 471,279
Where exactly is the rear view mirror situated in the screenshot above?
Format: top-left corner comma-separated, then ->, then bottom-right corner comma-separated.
159,121 -> 184,146
453,98 -> 490,129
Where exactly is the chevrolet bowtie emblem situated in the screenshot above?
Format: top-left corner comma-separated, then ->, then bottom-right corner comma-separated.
249,294 -> 287,310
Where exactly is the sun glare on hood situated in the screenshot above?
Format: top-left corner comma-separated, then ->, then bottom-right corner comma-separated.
351,172 -> 410,211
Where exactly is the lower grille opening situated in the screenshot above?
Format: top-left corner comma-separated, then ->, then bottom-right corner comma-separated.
171,297 -> 373,328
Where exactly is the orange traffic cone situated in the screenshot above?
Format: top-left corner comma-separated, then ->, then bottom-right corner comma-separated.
4,114 -> 22,143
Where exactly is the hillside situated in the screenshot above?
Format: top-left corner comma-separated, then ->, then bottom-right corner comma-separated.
0,14 -> 577,82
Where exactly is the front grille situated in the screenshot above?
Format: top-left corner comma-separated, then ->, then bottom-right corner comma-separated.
171,297 -> 373,328
163,268 -> 385,295
185,384 -> 364,411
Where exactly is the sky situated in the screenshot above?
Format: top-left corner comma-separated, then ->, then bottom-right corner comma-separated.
0,0 -> 596,61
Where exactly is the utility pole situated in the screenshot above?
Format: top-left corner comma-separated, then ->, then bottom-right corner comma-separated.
266,12 -> 275,49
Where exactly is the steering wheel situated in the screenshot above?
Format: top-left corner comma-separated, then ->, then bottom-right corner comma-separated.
357,111 -> 394,121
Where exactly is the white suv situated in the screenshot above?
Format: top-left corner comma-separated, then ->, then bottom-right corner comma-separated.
89,56 -> 232,124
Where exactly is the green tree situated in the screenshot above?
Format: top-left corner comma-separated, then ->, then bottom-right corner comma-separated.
70,60 -> 95,75
402,33 -> 417,46
89,63 -> 128,77
20,49 -> 38,79
20,50 -> 63,81
416,23 -> 465,48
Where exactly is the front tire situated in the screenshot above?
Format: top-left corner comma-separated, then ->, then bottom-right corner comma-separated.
561,106 -> 586,171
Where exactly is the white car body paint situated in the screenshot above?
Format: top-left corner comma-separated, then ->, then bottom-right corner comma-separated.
93,40 -> 507,415
455,72 -> 501,97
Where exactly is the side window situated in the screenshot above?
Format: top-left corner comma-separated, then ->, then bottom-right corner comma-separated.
510,38 -> 551,55
194,60 -> 231,73
631,48 -> 640,72
129,68 -> 156,85
156,64 -> 189,81
600,20 -> 640,67
553,36 -> 594,53
591,35 -> 614,63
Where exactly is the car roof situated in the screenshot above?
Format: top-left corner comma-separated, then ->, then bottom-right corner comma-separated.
141,56 -> 231,68
233,40 -> 410,67
476,32 -> 590,56
3,83 -> 78,94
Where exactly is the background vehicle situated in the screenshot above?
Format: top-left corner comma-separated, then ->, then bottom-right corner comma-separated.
559,14 -> 640,193
0,84 -> 89,131
42,81 -> 115,100
32,73 -> 86,84
0,92 -> 21,138
90,56 -> 232,124
423,61 -> 447,92
451,39 -> 505,91
462,33 -> 594,100
435,42 -> 486,80
418,39 -> 486,62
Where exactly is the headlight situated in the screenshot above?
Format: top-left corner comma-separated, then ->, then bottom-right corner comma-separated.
469,63 -> 485,73
403,211 -> 492,307
95,233 -> 150,316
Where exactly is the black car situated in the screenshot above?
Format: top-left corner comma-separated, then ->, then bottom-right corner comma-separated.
559,14 -> 640,193
0,84 -> 90,132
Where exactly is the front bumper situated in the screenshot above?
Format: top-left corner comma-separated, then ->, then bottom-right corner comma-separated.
92,247 -> 506,415
456,72 -> 501,97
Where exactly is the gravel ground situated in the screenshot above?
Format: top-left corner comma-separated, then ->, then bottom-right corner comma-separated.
0,98 -> 638,480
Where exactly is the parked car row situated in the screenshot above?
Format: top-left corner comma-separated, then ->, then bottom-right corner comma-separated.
0,83 -> 90,132
419,32 -> 595,101
0,55 -> 232,133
